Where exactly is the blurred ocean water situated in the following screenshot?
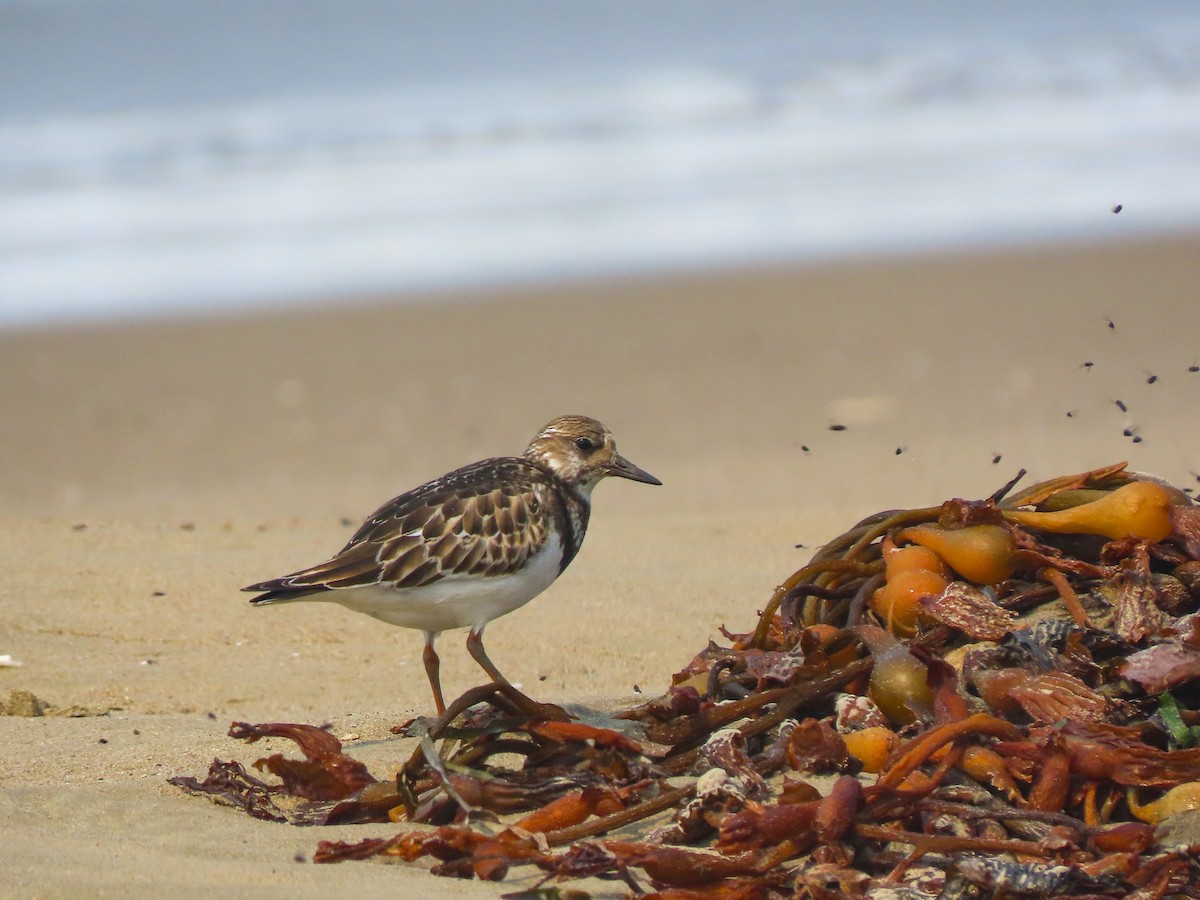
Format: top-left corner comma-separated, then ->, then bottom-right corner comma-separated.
2,0 -> 1199,328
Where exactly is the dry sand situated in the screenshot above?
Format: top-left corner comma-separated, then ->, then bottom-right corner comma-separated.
2,235 -> 1199,897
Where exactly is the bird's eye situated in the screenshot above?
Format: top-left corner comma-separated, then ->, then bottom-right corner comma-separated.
574,437 -> 596,452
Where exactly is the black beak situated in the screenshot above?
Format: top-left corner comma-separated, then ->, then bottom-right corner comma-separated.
606,454 -> 662,485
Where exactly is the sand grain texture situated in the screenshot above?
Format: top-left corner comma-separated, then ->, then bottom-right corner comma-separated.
3,236 -> 1199,896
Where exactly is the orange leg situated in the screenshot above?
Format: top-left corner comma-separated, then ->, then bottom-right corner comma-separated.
422,631 -> 446,715
466,626 -> 570,722
466,625 -> 511,688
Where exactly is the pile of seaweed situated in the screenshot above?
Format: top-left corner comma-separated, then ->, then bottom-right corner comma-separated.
174,463 -> 1200,898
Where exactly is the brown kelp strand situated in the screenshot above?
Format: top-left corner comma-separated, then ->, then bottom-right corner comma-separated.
174,462 -> 1200,897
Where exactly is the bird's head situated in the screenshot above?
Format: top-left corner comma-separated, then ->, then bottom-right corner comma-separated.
523,415 -> 661,495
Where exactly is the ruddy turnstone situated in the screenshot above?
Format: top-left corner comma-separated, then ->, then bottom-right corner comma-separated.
243,415 -> 660,714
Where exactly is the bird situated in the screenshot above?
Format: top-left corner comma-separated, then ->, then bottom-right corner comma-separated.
243,415 -> 661,715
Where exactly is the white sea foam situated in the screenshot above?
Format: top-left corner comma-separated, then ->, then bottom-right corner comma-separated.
1,1 -> 1199,327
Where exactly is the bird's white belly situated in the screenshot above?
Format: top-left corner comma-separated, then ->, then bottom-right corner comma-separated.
325,533 -> 564,633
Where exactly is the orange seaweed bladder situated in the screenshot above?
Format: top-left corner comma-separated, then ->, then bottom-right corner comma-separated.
1003,480 -> 1175,542
894,523 -> 1016,585
869,540 -> 948,637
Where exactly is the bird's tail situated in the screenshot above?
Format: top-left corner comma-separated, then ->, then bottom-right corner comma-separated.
243,578 -> 331,606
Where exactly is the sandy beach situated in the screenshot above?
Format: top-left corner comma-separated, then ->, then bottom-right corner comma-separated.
3,234 -> 1200,897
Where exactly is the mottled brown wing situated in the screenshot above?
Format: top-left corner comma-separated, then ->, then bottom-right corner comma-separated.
244,457 -> 556,599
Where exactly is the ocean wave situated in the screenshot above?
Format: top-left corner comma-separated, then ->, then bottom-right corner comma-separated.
2,9 -> 1199,326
